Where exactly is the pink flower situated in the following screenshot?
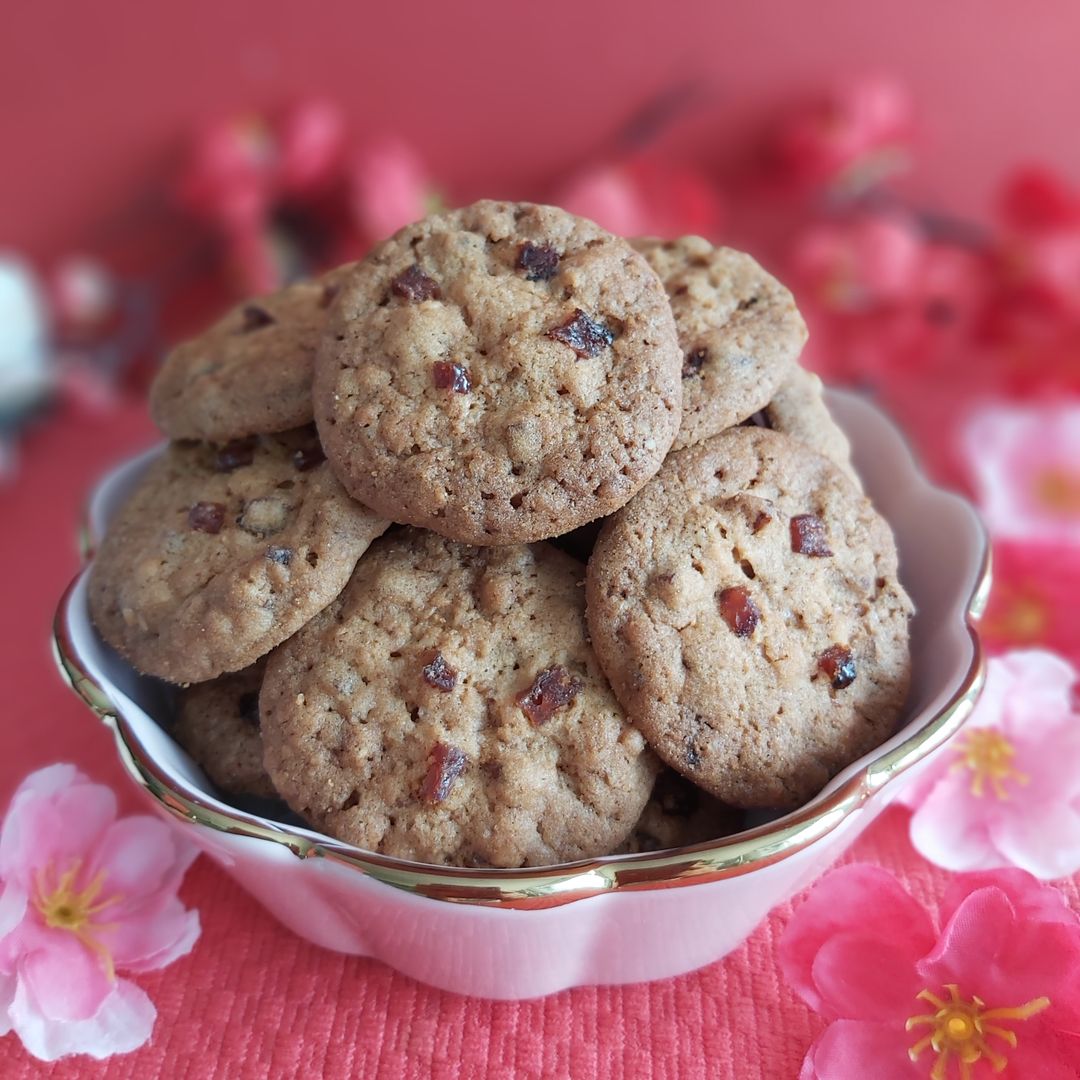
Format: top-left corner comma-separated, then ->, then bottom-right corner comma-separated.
981,543 -> 1080,659
983,167 -> 1080,343
348,137 -> 436,244
0,765 -> 199,1061
764,75 -> 914,194
791,215 -> 923,312
48,255 -> 116,336
275,99 -> 347,196
898,650 -> 1080,879
999,167 -> 1080,233
963,403 -> 1080,546
555,163 -> 644,236
554,157 -> 725,239
789,211 -> 989,391
175,115 -> 276,233
781,864 -> 1080,1078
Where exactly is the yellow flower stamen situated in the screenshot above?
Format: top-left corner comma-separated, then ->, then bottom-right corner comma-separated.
32,858 -> 123,981
984,591 -> 1049,642
1035,467 -> 1080,516
907,983 -> 1050,1079
950,729 -> 1029,799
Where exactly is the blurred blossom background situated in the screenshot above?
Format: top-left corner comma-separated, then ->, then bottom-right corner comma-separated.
3,11 -> 1080,1074
2,1 -> 1080,702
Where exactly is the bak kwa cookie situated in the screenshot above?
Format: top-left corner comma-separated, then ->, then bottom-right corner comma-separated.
89,427 -> 389,684
260,529 -> 659,867
744,367 -> 858,484
614,769 -> 740,854
151,269 -> 352,441
314,200 -> 682,545
586,427 -> 913,808
172,659 -> 277,800
632,236 -> 807,449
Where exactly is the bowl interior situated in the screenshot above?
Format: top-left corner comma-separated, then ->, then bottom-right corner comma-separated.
61,389 -> 987,880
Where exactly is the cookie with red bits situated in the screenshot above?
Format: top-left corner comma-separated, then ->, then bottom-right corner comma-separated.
172,659 -> 277,800
632,236 -> 807,450
151,268 -> 353,442
314,200 -> 682,545
586,427 -> 912,808
260,528 -> 658,867
744,367 -> 859,485
614,769 -> 741,854
89,428 -> 389,684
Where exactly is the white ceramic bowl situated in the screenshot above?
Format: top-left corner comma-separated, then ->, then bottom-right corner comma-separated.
54,390 -> 988,1000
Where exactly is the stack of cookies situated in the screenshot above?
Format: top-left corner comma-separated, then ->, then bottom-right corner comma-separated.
89,200 -> 913,868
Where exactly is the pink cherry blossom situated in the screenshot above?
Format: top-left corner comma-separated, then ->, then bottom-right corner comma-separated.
763,74 -> 914,194
792,219 -> 993,392
554,157 -> 725,239
0,764 -> 199,1061
963,403 -> 1080,546
48,255 -> 115,335
781,864 -> 1080,1079
276,99 -> 347,196
790,215 -> 923,313
554,163 -> 646,237
980,543 -> 1080,659
999,167 -> 1080,233
898,650 -> 1080,879
175,115 -> 275,232
348,137 -> 436,245
988,166 -> 1080,334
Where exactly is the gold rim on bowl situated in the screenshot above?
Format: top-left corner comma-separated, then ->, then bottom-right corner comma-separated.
52,542 -> 988,909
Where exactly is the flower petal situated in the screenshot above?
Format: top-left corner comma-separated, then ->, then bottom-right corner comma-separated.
907,773 -> 1001,871
103,897 -> 200,973
810,934 -> 923,1021
990,798 -> 1080,879
780,865 -> 934,1017
806,1020 -> 921,1080
995,650 -> 1078,719
1012,726 -> 1080,805
0,883 -> 27,940
86,816 -> 197,912
964,405 -> 1080,545
920,887 -> 1080,1024
18,926 -> 114,1022
9,976 -> 155,1062
940,869 -> 1078,927
1003,1023 -> 1080,1080
0,782 -> 117,891
0,968 -> 15,1037
10,764 -> 85,801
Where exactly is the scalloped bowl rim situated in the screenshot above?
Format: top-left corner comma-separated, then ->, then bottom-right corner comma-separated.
53,389 -> 989,909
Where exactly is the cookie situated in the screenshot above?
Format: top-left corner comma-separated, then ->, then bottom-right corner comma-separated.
89,427 -> 389,684
745,367 -> 858,484
150,268 -> 352,442
172,659 -> 277,800
614,769 -> 739,854
586,427 -> 913,808
314,200 -> 682,545
260,529 -> 658,867
632,236 -> 807,450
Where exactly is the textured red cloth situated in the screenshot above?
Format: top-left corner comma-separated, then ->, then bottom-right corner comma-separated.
3,403 -> 1079,1080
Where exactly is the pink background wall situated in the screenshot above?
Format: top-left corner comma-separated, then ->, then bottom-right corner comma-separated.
3,1 -> 1079,259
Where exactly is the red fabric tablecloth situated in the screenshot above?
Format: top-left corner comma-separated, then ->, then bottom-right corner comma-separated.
3,402 -> 1078,1080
